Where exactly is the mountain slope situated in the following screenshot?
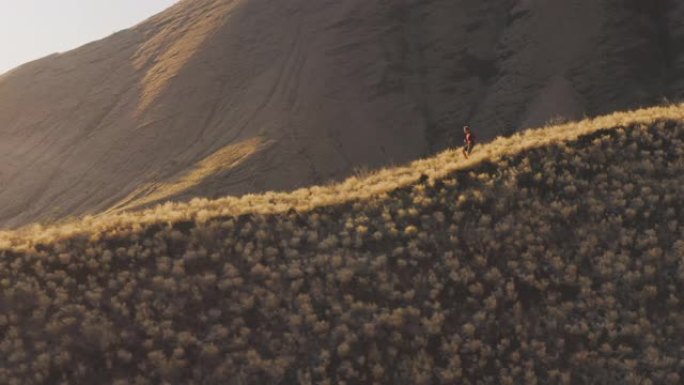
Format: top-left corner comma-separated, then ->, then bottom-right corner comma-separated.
0,104 -> 682,384
0,0 -> 683,227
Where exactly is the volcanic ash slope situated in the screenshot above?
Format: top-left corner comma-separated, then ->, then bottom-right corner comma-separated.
0,0 -> 683,226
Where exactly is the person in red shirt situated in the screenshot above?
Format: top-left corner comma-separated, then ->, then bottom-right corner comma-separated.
462,125 -> 475,159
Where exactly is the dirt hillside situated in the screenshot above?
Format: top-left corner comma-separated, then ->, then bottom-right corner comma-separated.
0,0 -> 682,227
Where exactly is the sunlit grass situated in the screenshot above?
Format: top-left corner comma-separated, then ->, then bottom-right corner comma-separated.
2,102 -> 682,248
0,103 -> 681,384
108,136 -> 270,213
132,0 -> 235,114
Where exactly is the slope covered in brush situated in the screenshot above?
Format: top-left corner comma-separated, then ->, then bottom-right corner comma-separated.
0,107 -> 682,385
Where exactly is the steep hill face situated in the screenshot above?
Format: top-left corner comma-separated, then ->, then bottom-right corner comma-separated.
0,105 -> 681,384
0,0 -> 682,227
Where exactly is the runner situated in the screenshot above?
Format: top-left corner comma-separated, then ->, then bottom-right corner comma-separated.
462,126 -> 475,159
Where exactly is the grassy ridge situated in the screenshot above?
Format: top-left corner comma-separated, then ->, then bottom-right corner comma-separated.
0,107 -> 682,384
3,103 -> 684,247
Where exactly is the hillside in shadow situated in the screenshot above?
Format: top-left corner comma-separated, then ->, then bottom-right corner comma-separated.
0,0 -> 682,226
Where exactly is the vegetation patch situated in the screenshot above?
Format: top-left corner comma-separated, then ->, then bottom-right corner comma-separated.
0,110 -> 682,384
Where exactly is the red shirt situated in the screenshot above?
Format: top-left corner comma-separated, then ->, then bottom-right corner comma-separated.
465,133 -> 474,144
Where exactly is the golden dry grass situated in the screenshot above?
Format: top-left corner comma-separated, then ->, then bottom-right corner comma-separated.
108,136 -> 271,213
132,0 -> 236,114
2,102 -> 682,248
0,104 -> 681,384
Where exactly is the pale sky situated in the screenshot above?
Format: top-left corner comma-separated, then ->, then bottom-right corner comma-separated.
0,0 -> 178,74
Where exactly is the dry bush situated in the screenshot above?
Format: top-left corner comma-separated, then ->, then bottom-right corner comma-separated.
0,110 -> 681,384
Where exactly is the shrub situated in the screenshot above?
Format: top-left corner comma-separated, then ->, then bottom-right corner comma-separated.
0,110 -> 681,384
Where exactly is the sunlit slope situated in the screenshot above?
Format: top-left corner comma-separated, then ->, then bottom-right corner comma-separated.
0,105 -> 682,384
0,0 -> 683,227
